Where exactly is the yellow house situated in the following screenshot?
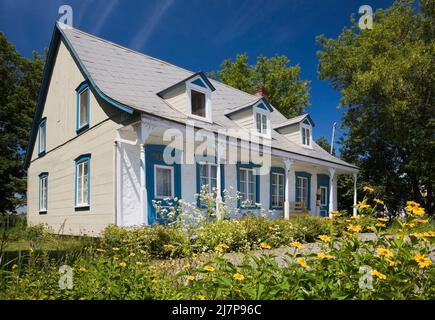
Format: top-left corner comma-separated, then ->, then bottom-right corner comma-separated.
25,23 -> 358,236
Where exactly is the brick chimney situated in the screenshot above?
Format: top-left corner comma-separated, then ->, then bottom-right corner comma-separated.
252,87 -> 268,100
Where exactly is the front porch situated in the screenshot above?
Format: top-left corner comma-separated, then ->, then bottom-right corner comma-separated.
114,115 -> 359,227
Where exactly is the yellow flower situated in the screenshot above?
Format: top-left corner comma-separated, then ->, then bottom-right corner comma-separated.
79,266 -> 87,272
371,269 -> 387,280
357,201 -> 371,210
163,244 -> 175,250
291,241 -> 302,249
406,201 -> 420,208
233,273 -> 245,281
183,263 -> 191,269
377,217 -> 388,222
129,252 -> 136,257
318,235 -> 331,242
113,256 -> 119,261
112,247 -> 120,252
119,261 -> 127,268
187,275 -> 195,281
363,186 -> 374,193
404,223 -> 415,228
375,223 -> 386,228
386,258 -> 396,267
140,249 -> 146,255
204,265 -> 215,272
414,219 -> 428,224
214,243 -> 229,253
366,226 -> 376,232
96,248 -> 105,253
406,201 -> 425,217
317,252 -> 334,260
296,258 -> 308,268
198,295 -> 206,300
136,261 -> 144,266
376,248 -> 393,258
347,224 -> 362,232
373,198 -> 384,205
330,210 -> 341,217
12,264 -> 17,270
414,254 -> 432,269
260,242 -> 271,249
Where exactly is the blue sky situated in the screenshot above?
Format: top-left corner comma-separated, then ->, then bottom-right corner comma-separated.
0,0 -> 395,149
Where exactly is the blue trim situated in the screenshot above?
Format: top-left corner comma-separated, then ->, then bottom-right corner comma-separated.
145,144 -> 181,225
195,160 -> 225,208
295,171 -> 312,210
236,163 -> 261,209
37,117 -> 47,156
38,172 -> 48,213
226,97 -> 274,116
157,71 -> 216,97
75,81 -> 90,134
270,167 -> 285,209
191,78 -> 208,89
25,24 -> 134,168
74,154 -> 91,208
317,174 -> 330,217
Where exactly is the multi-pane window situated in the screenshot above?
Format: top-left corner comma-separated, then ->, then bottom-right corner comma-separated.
302,127 -> 310,146
271,172 -> 284,208
76,83 -> 89,132
75,157 -> 90,207
320,186 -> 327,206
296,176 -> 309,208
38,119 -> 46,155
191,90 -> 206,118
39,173 -> 48,212
199,164 -> 217,193
255,112 -> 268,134
239,168 -> 256,204
155,165 -> 174,199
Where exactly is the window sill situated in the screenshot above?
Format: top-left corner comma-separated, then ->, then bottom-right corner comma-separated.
76,124 -> 89,134
75,205 -> 90,212
39,210 -> 47,215
38,151 -> 46,157
187,114 -> 213,124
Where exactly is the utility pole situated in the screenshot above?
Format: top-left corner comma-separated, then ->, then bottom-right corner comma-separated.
330,122 -> 336,155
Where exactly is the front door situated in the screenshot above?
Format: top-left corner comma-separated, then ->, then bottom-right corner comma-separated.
317,174 -> 330,217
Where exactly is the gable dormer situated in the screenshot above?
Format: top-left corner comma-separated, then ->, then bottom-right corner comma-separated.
225,98 -> 273,138
158,72 -> 215,123
273,114 -> 314,148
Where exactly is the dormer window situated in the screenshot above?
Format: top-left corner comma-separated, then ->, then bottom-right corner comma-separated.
252,101 -> 271,138
191,90 -> 206,118
76,81 -> 90,133
186,75 -> 213,123
301,125 -> 311,146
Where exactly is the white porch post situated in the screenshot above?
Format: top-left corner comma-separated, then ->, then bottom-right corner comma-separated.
328,168 -> 336,218
283,159 -> 293,220
353,172 -> 358,216
215,141 -> 226,220
137,121 -> 154,226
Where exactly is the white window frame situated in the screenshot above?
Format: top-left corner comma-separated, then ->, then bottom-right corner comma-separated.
78,88 -> 89,129
252,103 -> 271,138
154,164 -> 175,199
199,163 -> 218,193
186,76 -> 212,123
38,120 -> 46,155
75,160 -> 90,207
296,176 -> 309,207
271,172 -> 285,208
239,167 -> 257,204
320,186 -> 328,206
39,175 -> 48,212
300,123 -> 312,148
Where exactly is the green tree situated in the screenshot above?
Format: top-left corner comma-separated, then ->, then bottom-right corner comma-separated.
316,136 -> 335,155
210,53 -> 310,118
317,0 -> 435,214
0,33 -> 45,213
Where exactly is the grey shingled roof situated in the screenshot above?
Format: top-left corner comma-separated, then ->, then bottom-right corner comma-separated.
60,25 -> 356,170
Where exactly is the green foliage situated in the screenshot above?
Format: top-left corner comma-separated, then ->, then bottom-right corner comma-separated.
210,53 -> 310,118
317,0 -> 435,214
0,32 -> 45,212
316,136 -> 335,155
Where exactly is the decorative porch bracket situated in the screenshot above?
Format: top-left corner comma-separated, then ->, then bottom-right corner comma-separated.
135,121 -> 155,226
353,172 -> 358,216
282,158 -> 294,220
